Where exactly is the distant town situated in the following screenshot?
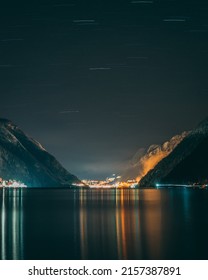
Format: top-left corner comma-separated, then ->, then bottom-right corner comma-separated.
1,174 -> 207,189
0,174 -> 138,189
0,178 -> 27,188
82,174 -> 138,189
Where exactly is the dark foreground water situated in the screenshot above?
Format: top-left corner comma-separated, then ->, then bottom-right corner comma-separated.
1,188 -> 208,260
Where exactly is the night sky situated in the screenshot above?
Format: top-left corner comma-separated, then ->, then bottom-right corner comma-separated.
1,0 -> 208,179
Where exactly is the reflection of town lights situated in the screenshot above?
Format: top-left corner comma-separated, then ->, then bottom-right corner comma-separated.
82,176 -> 138,189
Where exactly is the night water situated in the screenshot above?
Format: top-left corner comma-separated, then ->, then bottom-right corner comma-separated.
0,188 -> 208,260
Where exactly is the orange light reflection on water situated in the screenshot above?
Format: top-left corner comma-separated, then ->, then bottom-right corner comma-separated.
78,189 -> 163,259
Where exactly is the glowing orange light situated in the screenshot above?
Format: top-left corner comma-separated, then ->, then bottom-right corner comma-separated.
136,151 -> 169,182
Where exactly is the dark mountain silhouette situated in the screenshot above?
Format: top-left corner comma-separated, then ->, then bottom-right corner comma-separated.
139,118 -> 208,187
0,118 -> 80,187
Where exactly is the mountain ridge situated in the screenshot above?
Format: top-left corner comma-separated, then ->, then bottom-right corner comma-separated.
139,118 -> 208,186
0,118 -> 80,187
122,131 -> 189,182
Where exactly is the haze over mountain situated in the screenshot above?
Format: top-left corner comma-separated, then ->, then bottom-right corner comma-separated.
0,118 -> 80,187
139,118 -> 208,187
122,131 -> 189,182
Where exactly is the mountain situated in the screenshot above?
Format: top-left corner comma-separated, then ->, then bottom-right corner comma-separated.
139,118 -> 208,187
122,131 -> 189,181
0,118 -> 80,187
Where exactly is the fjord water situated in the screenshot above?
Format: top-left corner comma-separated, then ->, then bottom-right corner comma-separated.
1,188 -> 208,260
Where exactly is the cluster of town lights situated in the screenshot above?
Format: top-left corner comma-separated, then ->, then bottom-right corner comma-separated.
0,178 -> 27,188
82,174 -> 138,189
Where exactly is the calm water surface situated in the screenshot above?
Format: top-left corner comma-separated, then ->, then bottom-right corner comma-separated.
0,188 -> 208,260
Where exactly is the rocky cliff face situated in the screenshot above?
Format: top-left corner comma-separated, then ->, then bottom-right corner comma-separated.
0,118 -> 80,187
139,118 -> 208,186
122,131 -> 189,182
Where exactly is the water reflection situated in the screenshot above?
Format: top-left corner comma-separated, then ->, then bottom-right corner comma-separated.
139,190 -> 162,259
79,189 -> 88,259
77,189 -> 163,259
116,189 -> 141,259
0,188 -> 207,259
78,189 -> 118,259
0,189 -> 24,260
